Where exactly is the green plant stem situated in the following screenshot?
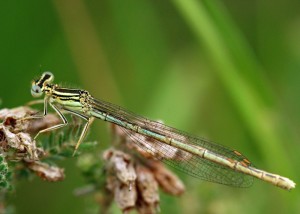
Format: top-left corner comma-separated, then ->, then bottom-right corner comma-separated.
172,0 -> 293,177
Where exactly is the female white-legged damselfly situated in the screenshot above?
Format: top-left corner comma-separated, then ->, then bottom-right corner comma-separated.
29,72 -> 295,190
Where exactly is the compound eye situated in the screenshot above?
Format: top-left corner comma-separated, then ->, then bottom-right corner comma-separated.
43,71 -> 54,84
31,85 -> 43,97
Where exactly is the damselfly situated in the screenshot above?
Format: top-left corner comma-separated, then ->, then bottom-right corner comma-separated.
29,72 -> 295,190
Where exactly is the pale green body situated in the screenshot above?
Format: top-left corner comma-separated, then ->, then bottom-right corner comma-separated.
30,72 -> 295,190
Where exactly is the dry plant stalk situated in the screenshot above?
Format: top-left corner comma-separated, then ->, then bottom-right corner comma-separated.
102,124 -> 185,214
0,106 -> 185,213
0,106 -> 64,182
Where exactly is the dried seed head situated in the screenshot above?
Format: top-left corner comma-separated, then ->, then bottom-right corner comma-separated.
27,161 -> 65,182
106,176 -> 137,212
150,161 -> 185,196
136,166 -> 160,214
103,149 -> 137,186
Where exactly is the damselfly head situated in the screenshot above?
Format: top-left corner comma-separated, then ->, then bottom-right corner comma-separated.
31,71 -> 54,97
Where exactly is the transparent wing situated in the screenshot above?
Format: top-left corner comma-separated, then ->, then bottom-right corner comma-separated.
91,97 -> 254,187
118,126 -> 253,187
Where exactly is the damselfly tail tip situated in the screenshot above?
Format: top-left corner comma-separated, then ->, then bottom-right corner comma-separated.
278,177 -> 296,191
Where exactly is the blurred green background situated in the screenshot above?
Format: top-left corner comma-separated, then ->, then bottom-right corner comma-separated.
0,0 -> 299,213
